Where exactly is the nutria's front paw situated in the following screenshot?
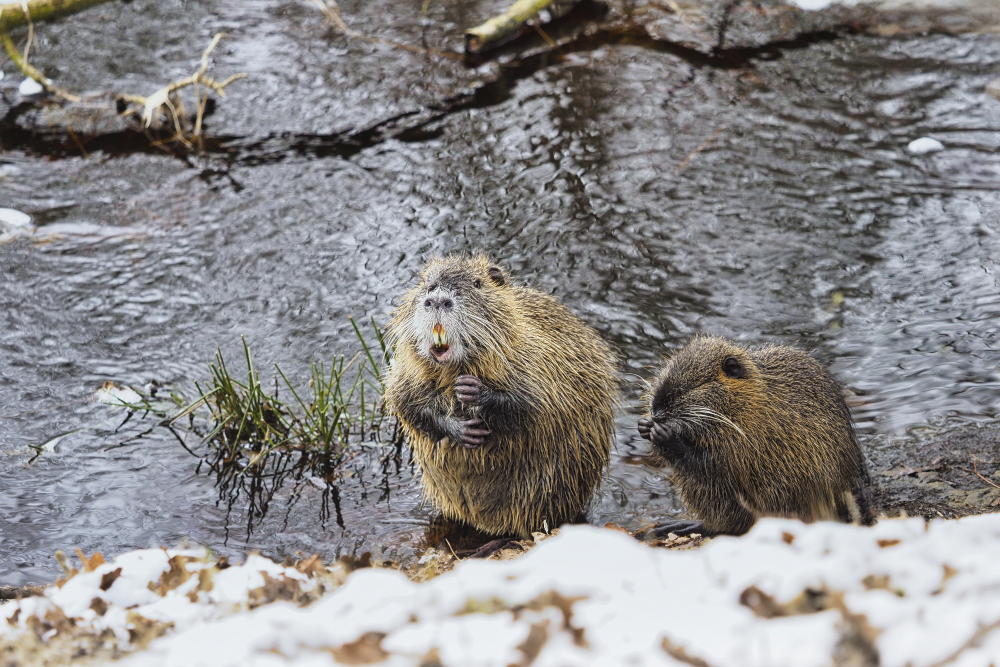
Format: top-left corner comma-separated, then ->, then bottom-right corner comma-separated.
455,417 -> 490,448
455,375 -> 487,406
643,418 -> 693,461
639,417 -> 676,443
638,416 -> 655,441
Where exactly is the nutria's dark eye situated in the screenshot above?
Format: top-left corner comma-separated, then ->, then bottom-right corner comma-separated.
474,279 -> 482,288
722,356 -> 746,379
488,266 -> 505,286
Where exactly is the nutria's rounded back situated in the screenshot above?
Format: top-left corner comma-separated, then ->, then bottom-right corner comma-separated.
385,255 -> 619,537
641,336 -> 873,535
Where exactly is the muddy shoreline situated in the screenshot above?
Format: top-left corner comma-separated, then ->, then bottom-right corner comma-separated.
2,416 -> 997,598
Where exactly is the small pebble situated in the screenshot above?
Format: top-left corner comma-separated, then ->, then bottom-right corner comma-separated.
907,137 -> 944,154
18,77 -> 44,96
987,78 -> 1000,101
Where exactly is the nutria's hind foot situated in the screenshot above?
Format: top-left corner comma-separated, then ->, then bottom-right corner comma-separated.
469,538 -> 514,559
639,520 -> 717,541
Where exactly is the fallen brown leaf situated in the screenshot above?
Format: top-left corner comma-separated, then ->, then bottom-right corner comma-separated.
75,549 -> 106,573
99,567 -> 122,591
329,632 -> 388,665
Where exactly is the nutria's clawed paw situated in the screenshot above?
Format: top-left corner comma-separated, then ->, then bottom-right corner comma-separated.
638,417 -> 693,462
455,417 -> 490,448
637,416 -> 655,441
455,375 -> 486,406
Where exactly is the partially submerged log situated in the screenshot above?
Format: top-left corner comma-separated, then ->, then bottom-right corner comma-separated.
464,0 -> 579,54
0,0 -> 114,32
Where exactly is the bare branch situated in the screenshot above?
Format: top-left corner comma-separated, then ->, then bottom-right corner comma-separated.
0,0 -> 113,32
139,33 -> 246,129
0,28 -> 79,100
465,0 -> 578,54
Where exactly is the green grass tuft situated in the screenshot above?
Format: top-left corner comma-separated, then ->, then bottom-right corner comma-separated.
190,318 -> 400,534
92,319 -> 401,535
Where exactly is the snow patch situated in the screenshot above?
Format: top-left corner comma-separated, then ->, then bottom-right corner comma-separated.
18,77 -> 44,96
0,208 -> 32,228
4,515 -> 1000,666
791,0 -> 860,10
907,137 -> 945,154
95,382 -> 144,407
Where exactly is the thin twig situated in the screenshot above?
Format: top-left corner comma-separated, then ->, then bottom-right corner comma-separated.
21,2 -> 33,61
0,28 -> 79,101
66,124 -> 89,157
675,122 -> 728,172
138,33 -> 246,132
960,461 -> 1000,490
420,0 -> 432,50
444,539 -> 464,562
531,21 -> 561,53
193,79 -> 205,138
925,618 -> 1000,667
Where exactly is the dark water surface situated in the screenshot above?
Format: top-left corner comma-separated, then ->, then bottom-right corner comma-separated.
2,1 -> 999,585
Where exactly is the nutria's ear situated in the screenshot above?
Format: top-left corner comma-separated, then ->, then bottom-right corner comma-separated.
487,266 -> 506,286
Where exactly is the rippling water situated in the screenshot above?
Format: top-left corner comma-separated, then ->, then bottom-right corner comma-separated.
1,0 -> 999,585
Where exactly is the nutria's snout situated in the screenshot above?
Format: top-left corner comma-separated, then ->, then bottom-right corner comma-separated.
430,323 -> 452,362
416,283 -> 465,364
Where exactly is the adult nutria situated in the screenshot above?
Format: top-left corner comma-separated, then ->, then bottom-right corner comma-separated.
385,255 -> 619,539
638,336 -> 874,537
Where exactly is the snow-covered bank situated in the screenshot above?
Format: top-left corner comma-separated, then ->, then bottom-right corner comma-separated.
4,514 -> 1000,666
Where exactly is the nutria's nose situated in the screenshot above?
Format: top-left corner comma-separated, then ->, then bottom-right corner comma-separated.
424,297 -> 453,310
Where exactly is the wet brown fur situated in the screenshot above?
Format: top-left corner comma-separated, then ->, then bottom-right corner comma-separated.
645,336 -> 874,535
385,255 -> 619,538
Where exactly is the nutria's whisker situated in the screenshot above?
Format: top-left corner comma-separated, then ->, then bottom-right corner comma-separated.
686,407 -> 750,442
463,313 -> 509,359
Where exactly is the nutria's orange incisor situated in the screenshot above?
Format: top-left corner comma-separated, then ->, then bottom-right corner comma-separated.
385,255 -> 619,538
638,336 -> 874,537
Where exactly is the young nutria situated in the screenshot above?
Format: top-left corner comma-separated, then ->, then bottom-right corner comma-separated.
385,255 -> 619,539
638,336 -> 874,537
